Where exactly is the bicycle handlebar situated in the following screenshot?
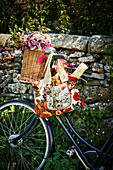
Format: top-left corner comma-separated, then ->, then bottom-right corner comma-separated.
52,54 -> 92,75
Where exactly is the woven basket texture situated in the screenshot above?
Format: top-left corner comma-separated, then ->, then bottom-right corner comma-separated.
20,49 -> 45,83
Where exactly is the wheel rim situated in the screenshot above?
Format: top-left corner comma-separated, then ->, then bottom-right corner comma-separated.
0,101 -> 49,170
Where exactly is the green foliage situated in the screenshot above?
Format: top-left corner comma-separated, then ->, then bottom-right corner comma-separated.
0,0 -> 23,33
0,97 -> 8,104
105,42 -> 113,102
45,152 -> 78,170
67,107 -> 110,150
44,105 -> 111,169
0,0 -> 113,35
44,115 -> 79,169
106,43 -> 113,81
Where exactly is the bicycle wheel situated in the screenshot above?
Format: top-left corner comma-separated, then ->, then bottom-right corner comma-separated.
0,100 -> 53,170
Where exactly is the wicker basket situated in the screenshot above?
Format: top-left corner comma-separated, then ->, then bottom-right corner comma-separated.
20,49 -> 46,83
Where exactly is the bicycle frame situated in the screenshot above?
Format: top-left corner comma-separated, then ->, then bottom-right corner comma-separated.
10,105 -> 113,169
55,114 -> 113,169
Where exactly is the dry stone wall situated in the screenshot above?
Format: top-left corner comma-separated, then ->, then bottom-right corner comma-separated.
0,33 -> 113,111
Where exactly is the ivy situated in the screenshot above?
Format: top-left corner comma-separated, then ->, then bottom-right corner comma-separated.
0,0 -> 113,35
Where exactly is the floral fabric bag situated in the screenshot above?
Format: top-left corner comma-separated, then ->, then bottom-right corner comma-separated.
33,53 -> 88,118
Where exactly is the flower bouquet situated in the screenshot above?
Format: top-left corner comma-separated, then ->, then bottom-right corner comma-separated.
11,32 -> 53,63
11,32 -> 53,83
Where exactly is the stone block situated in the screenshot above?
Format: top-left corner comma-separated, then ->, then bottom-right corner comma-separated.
83,80 -> 107,86
8,83 -> 31,94
104,64 -> 110,72
0,34 -> 11,46
68,52 -> 85,59
91,63 -> 104,74
0,75 -> 12,88
50,33 -> 90,52
84,73 -> 104,79
88,35 -> 113,53
78,56 -> 95,63
13,73 -> 21,83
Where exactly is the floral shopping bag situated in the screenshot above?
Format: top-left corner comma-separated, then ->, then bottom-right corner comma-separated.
33,54 -> 88,118
46,82 -> 71,110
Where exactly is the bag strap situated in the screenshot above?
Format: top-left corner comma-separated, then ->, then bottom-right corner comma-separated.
41,53 -> 53,86
57,59 -> 69,82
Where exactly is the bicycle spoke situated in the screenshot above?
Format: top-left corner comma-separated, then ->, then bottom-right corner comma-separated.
0,100 -> 51,169
0,122 -> 9,139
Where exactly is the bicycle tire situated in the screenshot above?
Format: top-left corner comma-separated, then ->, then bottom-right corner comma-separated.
0,100 -> 53,170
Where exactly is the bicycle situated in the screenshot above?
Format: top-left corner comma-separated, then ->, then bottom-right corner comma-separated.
0,50 -> 113,170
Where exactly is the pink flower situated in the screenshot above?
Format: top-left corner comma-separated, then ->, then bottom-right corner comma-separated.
70,63 -> 75,73
27,32 -> 36,38
38,54 -> 47,64
62,86 -> 65,89
42,44 -> 53,50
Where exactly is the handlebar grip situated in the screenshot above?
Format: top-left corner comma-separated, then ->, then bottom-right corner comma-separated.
84,70 -> 92,74
52,54 -> 65,59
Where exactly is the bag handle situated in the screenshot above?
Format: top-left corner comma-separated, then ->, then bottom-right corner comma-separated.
41,53 -> 69,86
41,53 -> 88,86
